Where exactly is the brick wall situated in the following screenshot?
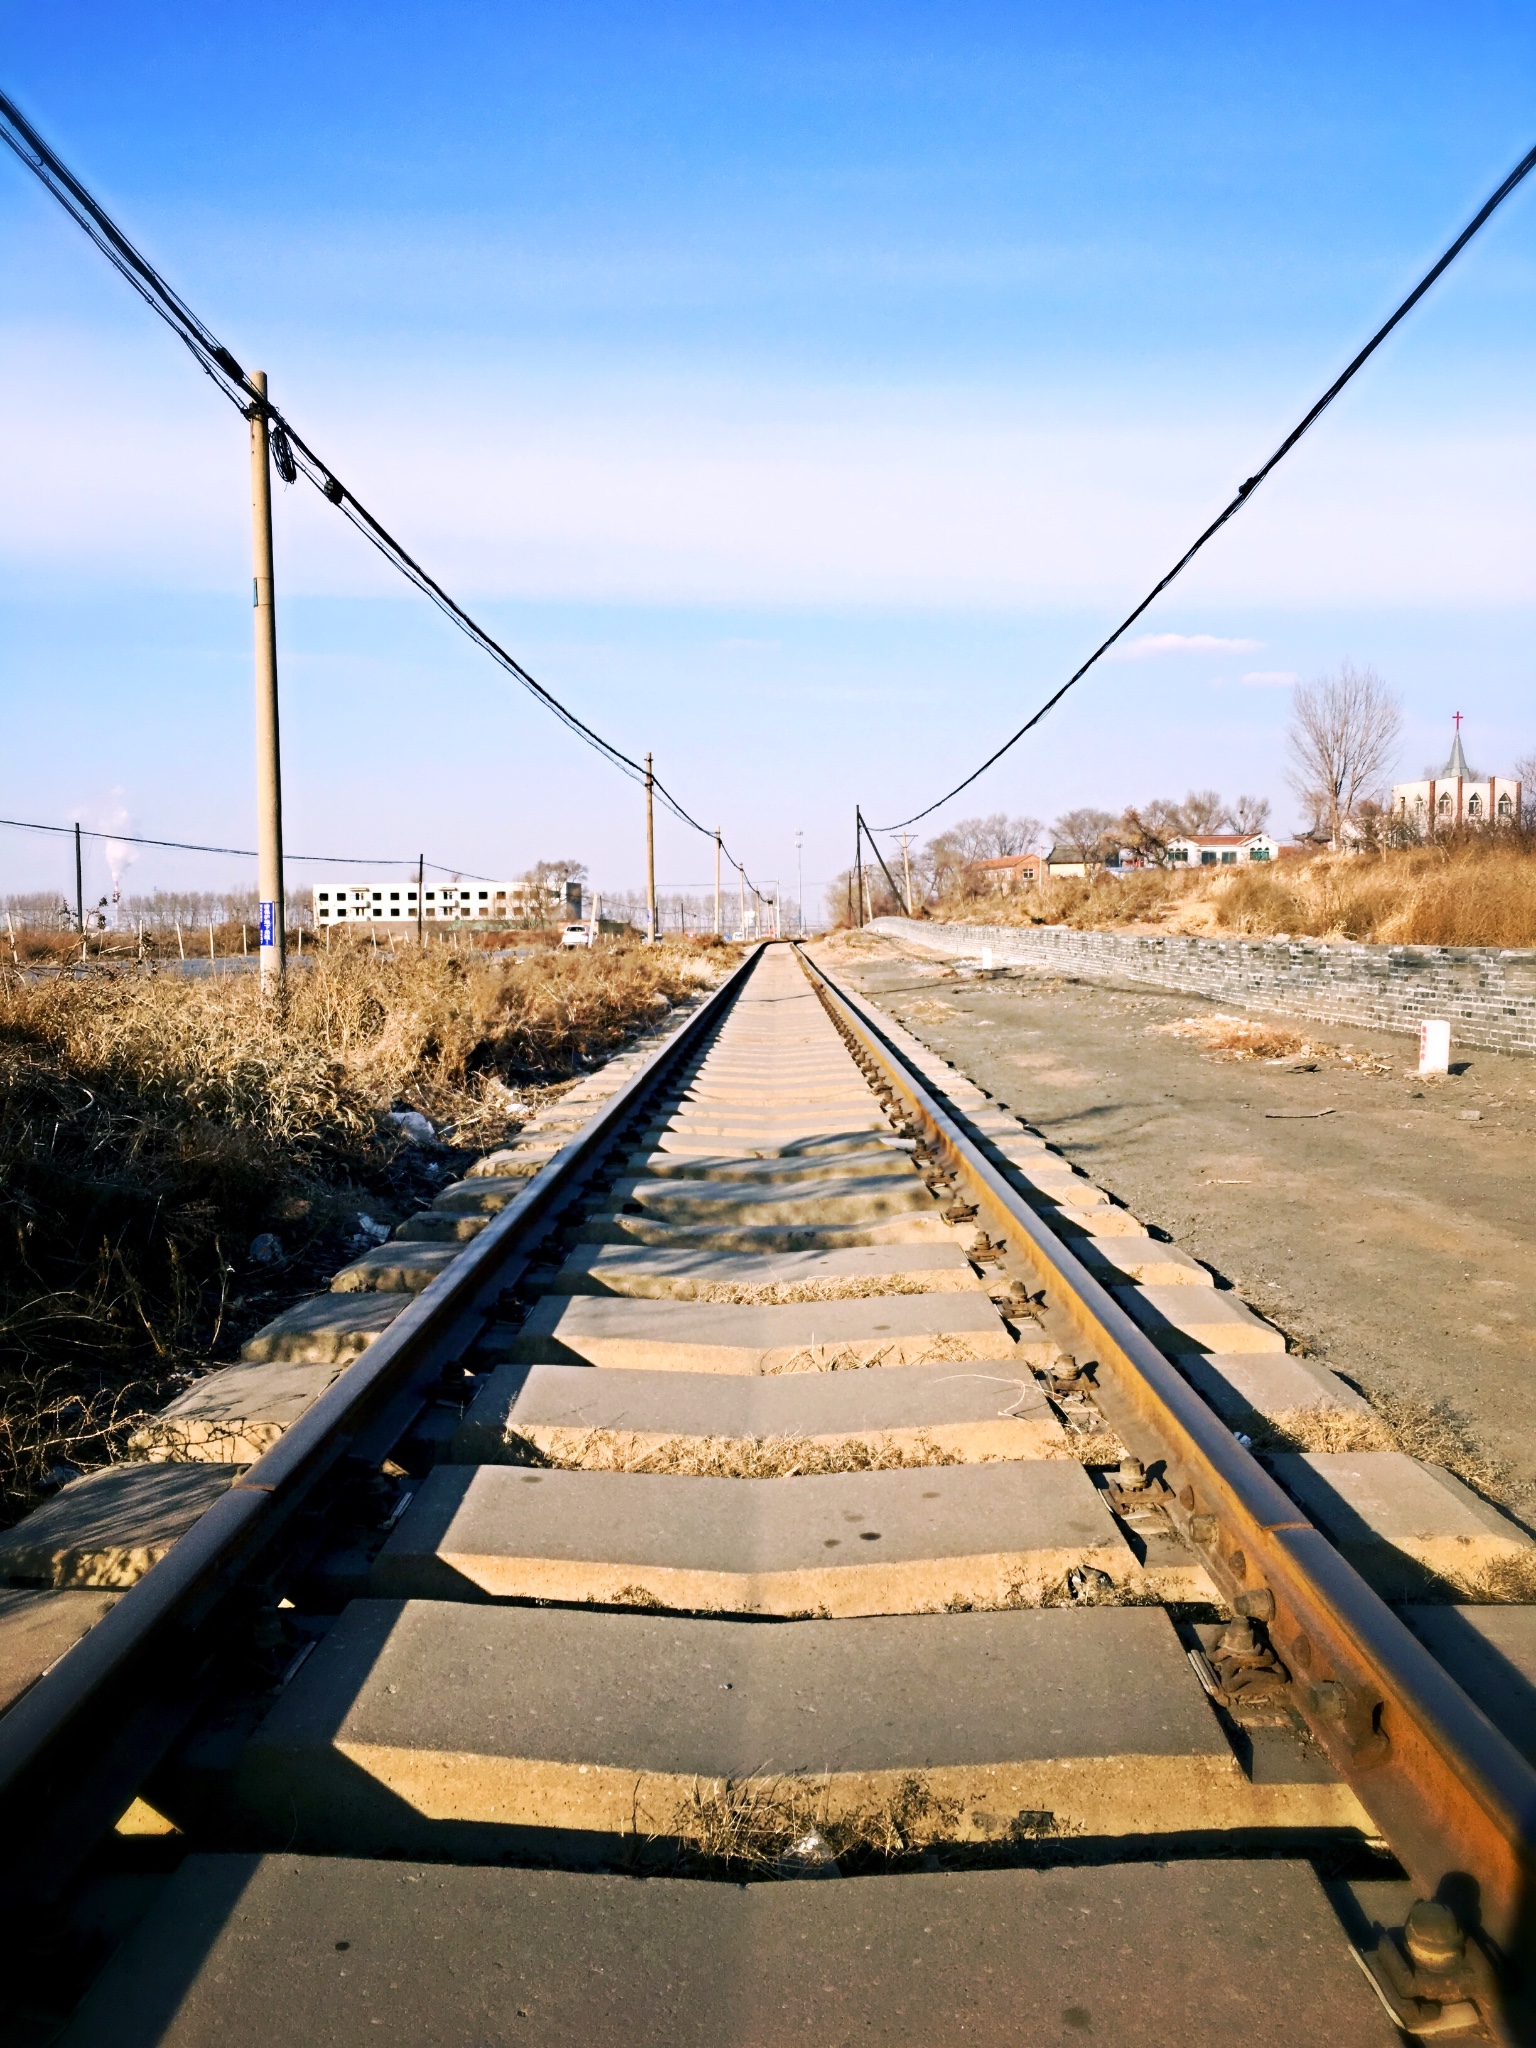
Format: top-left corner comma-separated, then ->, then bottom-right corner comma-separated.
870,918 -> 1536,1057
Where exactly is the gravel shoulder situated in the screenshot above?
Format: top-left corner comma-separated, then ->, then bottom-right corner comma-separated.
813,933 -> 1536,1520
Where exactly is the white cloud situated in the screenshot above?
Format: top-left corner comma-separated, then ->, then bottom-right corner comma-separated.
1238,669 -> 1299,687
1111,633 -> 1262,660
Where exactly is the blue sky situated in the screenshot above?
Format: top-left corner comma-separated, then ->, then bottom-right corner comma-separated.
3,3 -> 1533,911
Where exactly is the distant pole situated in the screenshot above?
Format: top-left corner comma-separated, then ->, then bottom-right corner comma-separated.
417,855 -> 425,945
249,371 -> 286,994
714,828 -> 722,937
644,752 -> 657,944
73,822 -> 83,935
796,830 -> 804,935
900,830 -> 914,916
854,808 -> 865,929
738,861 -> 746,939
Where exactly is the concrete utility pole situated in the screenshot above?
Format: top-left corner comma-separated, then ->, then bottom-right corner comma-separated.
714,828 -> 722,937
73,822 -> 83,936
416,855 -> 425,945
900,830 -> 914,917
854,808 -> 865,928
796,830 -> 804,935
250,372 -> 286,992
738,860 -> 746,940
644,752 -> 657,944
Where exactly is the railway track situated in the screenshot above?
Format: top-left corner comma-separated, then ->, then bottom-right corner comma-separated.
0,939 -> 1532,2044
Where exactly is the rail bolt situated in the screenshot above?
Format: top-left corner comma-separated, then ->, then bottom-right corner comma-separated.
1403,1901 -> 1464,1973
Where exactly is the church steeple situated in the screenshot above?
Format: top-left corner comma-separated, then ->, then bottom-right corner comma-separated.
1440,715 -> 1471,780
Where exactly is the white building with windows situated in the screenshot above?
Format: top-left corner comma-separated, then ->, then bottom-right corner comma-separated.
1166,831 -> 1278,867
1391,725 -> 1520,832
311,878 -> 582,926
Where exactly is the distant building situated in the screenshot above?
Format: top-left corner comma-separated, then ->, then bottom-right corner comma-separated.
1167,831 -> 1278,868
311,877 -> 582,926
1043,847 -> 1091,879
967,854 -> 1044,893
1391,723 -> 1520,831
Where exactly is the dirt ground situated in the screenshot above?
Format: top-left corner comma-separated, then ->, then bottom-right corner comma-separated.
812,933 -> 1536,1521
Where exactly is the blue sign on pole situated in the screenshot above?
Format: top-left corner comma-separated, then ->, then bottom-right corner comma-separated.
259,902 -> 276,947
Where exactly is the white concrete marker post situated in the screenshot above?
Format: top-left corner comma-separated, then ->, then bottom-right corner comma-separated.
1419,1018 -> 1451,1075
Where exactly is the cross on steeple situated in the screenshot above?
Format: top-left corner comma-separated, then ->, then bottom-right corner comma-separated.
1453,711 -> 1463,731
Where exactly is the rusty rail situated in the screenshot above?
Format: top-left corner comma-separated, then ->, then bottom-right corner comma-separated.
800,946 -> 1536,1999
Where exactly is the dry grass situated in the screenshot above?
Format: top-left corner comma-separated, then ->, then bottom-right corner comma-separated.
666,1769 -> 1073,1873
1242,1406 -> 1395,1455
1149,1013 -> 1395,1074
672,1274 -> 972,1305
0,939 -> 720,1520
934,834 -> 1536,947
509,1427 -> 965,1477
764,1333 -> 995,1375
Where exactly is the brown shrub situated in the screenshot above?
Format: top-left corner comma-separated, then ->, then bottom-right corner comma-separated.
0,940 -> 718,1518
931,835 -> 1536,948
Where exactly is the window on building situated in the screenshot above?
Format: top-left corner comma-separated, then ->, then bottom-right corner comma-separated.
1200,850 -> 1217,866
337,908 -> 348,918
1250,847 -> 1270,862
1220,850 -> 1236,864
1467,794 -> 1483,818
390,907 -> 401,916
318,891 -> 329,902
1438,793 -> 1453,816
1498,794 -> 1513,818
389,891 -> 400,901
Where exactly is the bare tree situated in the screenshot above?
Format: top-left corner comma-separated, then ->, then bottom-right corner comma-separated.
1230,793 -> 1272,835
1286,665 -> 1402,848
1176,789 -> 1230,836
1117,798 -> 1183,866
1051,808 -> 1118,867
1515,752 -> 1536,830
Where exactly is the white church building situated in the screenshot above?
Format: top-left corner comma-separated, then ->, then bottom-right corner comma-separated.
1391,722 -> 1520,832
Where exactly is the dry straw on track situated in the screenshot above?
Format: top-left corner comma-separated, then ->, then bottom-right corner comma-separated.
509,1428 -> 964,1477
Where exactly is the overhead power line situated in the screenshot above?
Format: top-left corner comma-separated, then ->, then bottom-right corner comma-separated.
874,140 -> 1536,834
0,89 -> 764,895
0,815 -> 500,879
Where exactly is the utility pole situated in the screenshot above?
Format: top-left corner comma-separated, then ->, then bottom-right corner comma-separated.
416,855 -> 425,945
713,828 -> 722,937
73,821 -> 83,936
854,808 -> 865,929
796,830 -> 804,935
250,371 -> 286,993
738,860 -> 746,940
900,830 -> 914,917
644,752 -> 657,944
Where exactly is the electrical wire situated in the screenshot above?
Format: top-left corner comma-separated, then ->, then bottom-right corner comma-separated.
0,815 -> 495,880
0,88 -> 766,896
874,140 -> 1536,834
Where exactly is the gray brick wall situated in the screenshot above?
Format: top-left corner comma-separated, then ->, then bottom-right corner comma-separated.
871,918 -> 1536,1057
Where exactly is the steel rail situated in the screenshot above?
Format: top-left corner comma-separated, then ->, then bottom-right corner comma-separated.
0,945 -> 764,1909
799,947 -> 1536,2001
